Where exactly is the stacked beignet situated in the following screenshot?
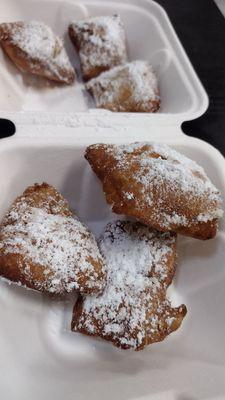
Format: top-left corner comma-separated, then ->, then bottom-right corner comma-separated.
72,221 -> 186,350
71,142 -> 222,349
69,15 -> 160,112
85,142 -> 223,239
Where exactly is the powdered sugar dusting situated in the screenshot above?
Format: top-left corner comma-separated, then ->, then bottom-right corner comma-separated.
97,142 -> 223,226
197,209 -> 224,222
70,14 -> 127,78
0,194 -> 105,294
73,221 -> 183,349
116,141 -> 221,196
160,212 -> 188,228
2,21 -> 75,82
86,61 -> 160,112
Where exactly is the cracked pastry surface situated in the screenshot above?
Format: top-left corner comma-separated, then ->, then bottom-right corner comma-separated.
72,220 -> 186,350
69,14 -> 127,81
0,21 -> 75,84
85,142 -> 223,239
86,60 -> 160,112
0,183 -> 106,295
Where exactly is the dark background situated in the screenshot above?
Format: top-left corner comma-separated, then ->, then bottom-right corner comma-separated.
0,0 -> 225,155
157,0 -> 225,156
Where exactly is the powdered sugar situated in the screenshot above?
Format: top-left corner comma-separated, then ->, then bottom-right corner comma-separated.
125,192 -> 134,200
159,212 -> 189,228
1,21 -> 75,82
97,142 -> 223,226
69,14 -> 127,78
86,60 -> 160,111
73,221 -> 182,349
0,189 -> 105,294
116,142 -> 221,196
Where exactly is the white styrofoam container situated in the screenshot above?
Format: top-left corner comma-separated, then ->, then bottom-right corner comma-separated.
0,0 -> 208,128
0,1 -> 225,400
1,128 -> 225,400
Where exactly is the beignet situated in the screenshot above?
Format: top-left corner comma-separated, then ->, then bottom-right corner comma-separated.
0,21 -> 75,84
69,15 -> 127,81
85,142 -> 223,239
0,183 -> 106,295
86,60 -> 160,112
72,221 -> 186,350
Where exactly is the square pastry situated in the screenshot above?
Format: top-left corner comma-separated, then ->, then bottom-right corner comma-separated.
85,142 -> 223,239
86,60 -> 160,112
69,14 -> 127,80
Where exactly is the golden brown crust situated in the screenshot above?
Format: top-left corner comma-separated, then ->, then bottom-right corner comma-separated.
0,21 -> 75,84
72,297 -> 187,350
0,183 -> 106,295
68,15 -> 127,81
86,61 -> 160,113
71,221 -> 186,350
85,143 -> 223,239
69,25 -> 102,81
13,182 -> 73,217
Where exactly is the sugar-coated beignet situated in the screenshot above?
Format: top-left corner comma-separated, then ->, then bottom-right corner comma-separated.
0,21 -> 75,84
0,183 -> 106,294
69,14 -> 127,81
85,142 -> 223,239
72,221 -> 186,350
86,60 -> 160,112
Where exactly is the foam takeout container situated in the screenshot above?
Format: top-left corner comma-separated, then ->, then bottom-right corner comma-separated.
0,0 -> 208,128
0,1 -> 225,399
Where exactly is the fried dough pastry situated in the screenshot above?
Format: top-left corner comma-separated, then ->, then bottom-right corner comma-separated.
85,142 -> 223,239
72,221 -> 186,350
69,14 -> 127,81
86,60 -> 160,112
0,183 -> 106,295
0,21 -> 75,84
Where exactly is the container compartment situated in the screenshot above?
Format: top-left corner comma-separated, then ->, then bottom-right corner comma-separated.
0,0 -> 207,122
0,133 -> 225,399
